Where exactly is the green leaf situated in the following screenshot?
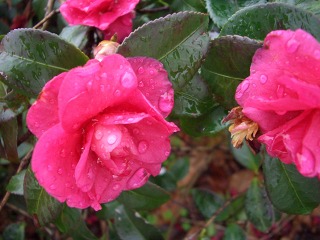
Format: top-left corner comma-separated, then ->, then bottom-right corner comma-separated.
118,12 -> 210,89
274,0 -> 320,16
55,206 -> 98,240
60,25 -> 91,49
23,167 -> 63,226
0,117 -> 18,163
2,223 -> 25,240
150,171 -> 177,191
215,194 -> 245,222
97,201 -> 122,220
170,157 -> 189,181
223,223 -> 246,240
114,205 -> 164,240
201,35 -> 262,109
171,0 -> 207,12
205,0 -> 266,27
117,182 -> 170,210
173,73 -> 215,117
245,178 -> 278,232
231,143 -> 262,172
263,156 -> 320,214
191,188 -> 224,219
0,29 -> 89,97
179,105 -> 227,137
220,3 -> 320,41
6,170 -> 26,195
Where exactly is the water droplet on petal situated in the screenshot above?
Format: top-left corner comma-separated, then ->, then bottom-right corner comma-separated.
60,149 -> 66,158
138,141 -> 148,153
95,130 -> 103,140
138,67 -> 144,74
133,128 -> 140,135
260,74 -> 268,84
71,164 -> 76,169
126,168 -> 150,190
50,184 -> 56,190
47,165 -> 53,171
121,72 -> 136,88
165,151 -> 170,157
86,81 -> 93,91
149,69 -> 155,75
114,90 -> 121,96
276,85 -> 284,98
113,184 -> 120,190
101,72 -> 107,78
286,39 -> 300,53
314,50 -> 320,60
158,91 -> 174,113
57,168 -> 63,175
241,80 -> 250,92
107,134 -> 117,144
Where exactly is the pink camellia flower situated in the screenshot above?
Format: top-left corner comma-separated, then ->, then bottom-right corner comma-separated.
235,29 -> 320,178
27,54 -> 179,210
60,0 -> 139,42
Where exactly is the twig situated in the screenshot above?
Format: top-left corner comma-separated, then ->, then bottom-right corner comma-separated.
0,148 -> 33,212
137,6 -> 169,13
33,9 -> 60,29
184,193 -> 244,240
42,0 -> 56,30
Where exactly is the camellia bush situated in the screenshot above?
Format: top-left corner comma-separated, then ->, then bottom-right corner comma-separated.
1,0 -> 320,239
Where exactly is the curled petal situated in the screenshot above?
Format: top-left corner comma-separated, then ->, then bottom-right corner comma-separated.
27,73 -> 65,138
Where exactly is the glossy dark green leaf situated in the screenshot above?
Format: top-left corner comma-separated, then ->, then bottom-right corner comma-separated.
245,178 -> 278,232
231,143 -> 262,172
180,105 -> 227,137
24,167 -> 63,226
2,223 -> 25,240
205,0 -> 266,27
118,12 -> 210,89
173,73 -> 215,117
223,223 -> 246,240
215,194 -> 245,222
170,157 -> 189,181
274,0 -> 320,16
60,25 -> 91,49
55,206 -> 98,240
6,169 -> 26,195
0,117 -> 18,163
150,171 -> 177,191
263,156 -> 320,214
114,205 -> 164,240
191,188 -> 224,219
171,0 -> 206,12
117,182 -> 170,210
97,201 -> 122,220
0,29 -> 89,97
201,35 -> 262,109
220,3 -> 320,41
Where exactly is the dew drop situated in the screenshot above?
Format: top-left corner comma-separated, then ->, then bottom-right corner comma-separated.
101,72 -> 107,78
138,141 -> 148,153
149,69 -> 155,75
158,92 -> 174,112
65,182 -> 71,187
71,164 -> 76,169
50,184 -> 56,190
113,184 -> 120,190
114,90 -> 121,96
95,130 -> 103,140
133,128 -> 140,135
286,39 -> 300,53
86,81 -> 93,91
138,81 -> 144,87
57,168 -> 63,175
60,149 -> 66,158
165,151 -> 170,157
235,91 -> 243,99
260,74 -> 268,84
314,50 -> 320,60
138,67 -> 144,74
107,134 -> 117,144
126,168 -> 149,190
47,165 -> 53,171
276,85 -> 284,98
241,80 -> 250,92
121,72 -> 135,88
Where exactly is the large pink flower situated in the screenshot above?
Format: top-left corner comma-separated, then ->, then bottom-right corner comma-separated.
60,0 -> 139,42
235,29 -> 320,178
27,54 -> 179,210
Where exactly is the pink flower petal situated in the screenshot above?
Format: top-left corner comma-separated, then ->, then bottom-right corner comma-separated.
237,29 -> 320,111
103,13 -> 133,42
128,57 -> 174,117
58,54 -> 137,132
31,124 -> 84,201
27,73 -> 66,138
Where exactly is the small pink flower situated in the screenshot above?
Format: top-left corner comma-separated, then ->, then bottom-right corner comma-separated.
60,0 -> 139,42
27,54 -> 179,210
235,29 -> 320,178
